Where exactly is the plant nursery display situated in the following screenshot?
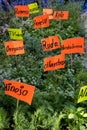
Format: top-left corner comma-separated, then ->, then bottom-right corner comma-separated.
0,1 -> 87,130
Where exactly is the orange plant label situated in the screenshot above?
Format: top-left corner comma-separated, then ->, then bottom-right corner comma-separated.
4,79 -> 35,105
33,14 -> 49,29
43,8 -> 53,19
4,41 -> 24,56
14,5 -> 29,17
41,36 -> 60,51
53,11 -> 68,20
61,37 -> 84,54
44,54 -> 65,72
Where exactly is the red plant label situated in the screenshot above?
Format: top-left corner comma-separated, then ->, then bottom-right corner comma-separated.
44,54 -> 65,72
33,14 -> 49,29
41,36 -> 60,51
14,5 -> 29,17
4,80 -> 35,105
53,11 -> 68,20
61,37 -> 84,54
4,41 -> 24,56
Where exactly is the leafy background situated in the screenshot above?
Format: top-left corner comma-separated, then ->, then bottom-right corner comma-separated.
0,1 -> 87,130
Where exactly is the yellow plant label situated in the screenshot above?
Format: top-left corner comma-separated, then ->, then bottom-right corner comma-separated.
8,28 -> 23,40
78,85 -> 87,103
28,3 -> 39,14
